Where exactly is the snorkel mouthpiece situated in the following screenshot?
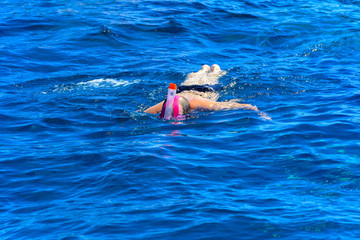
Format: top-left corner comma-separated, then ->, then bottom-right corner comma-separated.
163,83 -> 177,120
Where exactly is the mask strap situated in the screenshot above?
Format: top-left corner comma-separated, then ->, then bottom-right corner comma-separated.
173,95 -> 180,118
159,98 -> 167,119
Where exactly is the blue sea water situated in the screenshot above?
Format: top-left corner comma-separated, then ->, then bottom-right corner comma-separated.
1,0 -> 360,239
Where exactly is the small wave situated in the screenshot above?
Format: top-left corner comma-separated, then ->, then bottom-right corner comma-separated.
77,78 -> 140,88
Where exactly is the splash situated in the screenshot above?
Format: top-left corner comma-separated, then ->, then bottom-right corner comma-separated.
77,78 -> 140,88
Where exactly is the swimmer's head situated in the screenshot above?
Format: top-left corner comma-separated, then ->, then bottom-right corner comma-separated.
178,96 -> 191,115
159,95 -> 191,119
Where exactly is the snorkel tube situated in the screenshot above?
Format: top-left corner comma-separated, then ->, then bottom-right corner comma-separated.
164,83 -> 177,120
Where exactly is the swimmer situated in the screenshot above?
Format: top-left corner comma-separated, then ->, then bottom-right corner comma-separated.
145,64 -> 271,120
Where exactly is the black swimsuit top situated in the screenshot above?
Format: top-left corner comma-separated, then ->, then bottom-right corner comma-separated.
177,84 -> 218,94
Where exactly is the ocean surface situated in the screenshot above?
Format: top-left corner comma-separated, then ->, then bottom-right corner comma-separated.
1,0 -> 360,239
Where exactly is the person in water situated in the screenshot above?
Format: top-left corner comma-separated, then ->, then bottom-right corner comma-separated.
145,64 -> 270,120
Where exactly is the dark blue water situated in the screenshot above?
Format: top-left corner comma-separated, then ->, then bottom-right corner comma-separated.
1,0 -> 360,239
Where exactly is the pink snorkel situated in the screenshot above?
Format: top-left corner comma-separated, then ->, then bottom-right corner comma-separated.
160,83 -> 185,120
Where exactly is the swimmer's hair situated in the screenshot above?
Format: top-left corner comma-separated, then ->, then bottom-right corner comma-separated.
179,96 -> 191,115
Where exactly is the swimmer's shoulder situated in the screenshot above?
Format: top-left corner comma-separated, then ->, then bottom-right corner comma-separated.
186,95 -> 216,110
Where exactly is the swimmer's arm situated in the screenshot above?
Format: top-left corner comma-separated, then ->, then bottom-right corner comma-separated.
144,101 -> 164,114
191,97 -> 258,111
214,101 -> 259,111
215,101 -> 271,120
192,97 -> 271,120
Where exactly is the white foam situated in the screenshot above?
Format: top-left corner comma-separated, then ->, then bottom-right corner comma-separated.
181,71 -> 226,86
77,78 -> 140,88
